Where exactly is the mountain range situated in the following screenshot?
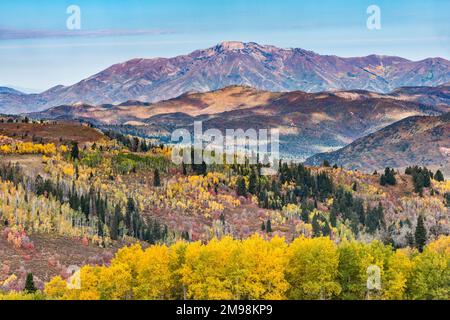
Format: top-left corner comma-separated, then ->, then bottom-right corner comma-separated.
2,41 -> 449,172
2,41 -> 450,114
31,85 -> 449,160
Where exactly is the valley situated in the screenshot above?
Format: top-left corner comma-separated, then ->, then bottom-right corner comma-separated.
29,85 -> 449,161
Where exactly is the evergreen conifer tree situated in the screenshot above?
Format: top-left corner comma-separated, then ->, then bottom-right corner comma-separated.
24,273 -> 37,293
154,169 -> 161,187
415,215 -> 427,252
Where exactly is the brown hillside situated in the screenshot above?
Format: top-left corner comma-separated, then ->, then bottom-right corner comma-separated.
306,113 -> 450,175
0,121 -> 106,145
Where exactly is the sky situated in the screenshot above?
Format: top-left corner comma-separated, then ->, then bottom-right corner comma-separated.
0,0 -> 448,92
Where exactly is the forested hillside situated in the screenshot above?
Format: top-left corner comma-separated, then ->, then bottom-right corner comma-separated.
0,120 -> 448,300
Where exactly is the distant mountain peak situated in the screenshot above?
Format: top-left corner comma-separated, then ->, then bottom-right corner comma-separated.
1,41 -> 450,114
216,41 -> 246,51
0,86 -> 24,95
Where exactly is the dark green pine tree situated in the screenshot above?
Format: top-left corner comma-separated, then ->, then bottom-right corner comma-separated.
24,273 -> 37,294
140,140 -> 148,152
386,168 -> 396,185
126,197 -> 135,234
380,173 -> 386,186
329,209 -> 337,227
200,161 -> 207,176
236,176 -> 247,197
300,200 -> 310,223
380,167 -> 396,186
260,190 -> 269,209
110,204 -> 121,240
423,170 -> 431,188
261,221 -> 266,232
365,206 -> 380,234
322,221 -> 331,236
414,173 -> 425,194
435,170 -> 444,182
248,170 -> 258,195
312,214 -> 321,237
266,219 -> 272,233
349,212 -> 360,235
376,202 -> 385,229
445,192 -> 450,208
353,198 -> 365,225
153,169 -> 161,187
182,162 -> 187,175
415,215 -> 427,252
71,142 -> 80,160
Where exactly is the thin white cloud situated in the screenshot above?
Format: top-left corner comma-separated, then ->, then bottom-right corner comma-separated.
0,28 -> 174,40
0,39 -> 203,50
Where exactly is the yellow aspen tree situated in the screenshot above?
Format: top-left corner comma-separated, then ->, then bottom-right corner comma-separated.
240,235 -> 289,300
44,276 -> 69,300
111,243 -> 144,291
134,245 -> 171,299
168,241 -> 189,300
382,249 -> 413,300
337,241 -> 392,300
97,263 -> 133,300
407,239 -> 449,300
181,237 -> 240,300
286,237 -> 341,300
64,265 -> 102,300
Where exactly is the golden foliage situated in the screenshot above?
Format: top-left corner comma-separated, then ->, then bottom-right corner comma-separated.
0,142 -> 56,155
37,235 -> 448,300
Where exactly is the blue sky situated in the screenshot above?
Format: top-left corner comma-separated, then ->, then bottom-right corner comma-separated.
0,0 -> 448,92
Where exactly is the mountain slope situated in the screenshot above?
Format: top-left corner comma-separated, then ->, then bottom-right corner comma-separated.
32,86 -> 446,159
305,113 -> 450,174
0,87 -> 24,95
2,41 -> 450,114
0,87 -> 47,114
31,86 -> 281,123
390,84 -> 450,111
